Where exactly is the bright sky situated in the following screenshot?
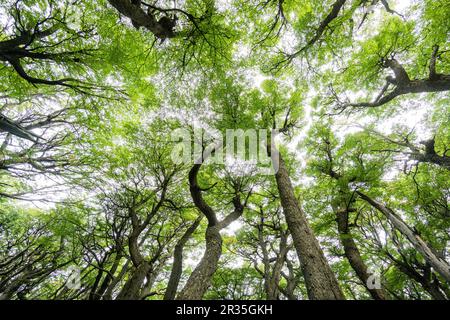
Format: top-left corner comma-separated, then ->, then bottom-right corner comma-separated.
3,0 -> 423,218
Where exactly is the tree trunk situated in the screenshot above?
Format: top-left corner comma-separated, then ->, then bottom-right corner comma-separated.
103,259 -> 130,300
262,231 -> 288,300
333,202 -> 387,300
178,160 -> 245,300
266,234 -> 288,300
389,256 -> 448,300
279,258 -> 298,300
115,262 -> 151,300
140,264 -> 162,299
358,191 -> 450,283
413,152 -> 450,170
176,225 -> 222,299
164,216 -> 202,300
274,153 -> 345,299
88,266 -> 104,300
94,253 -> 122,300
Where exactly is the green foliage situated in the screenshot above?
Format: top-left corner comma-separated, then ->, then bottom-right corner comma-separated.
0,0 -> 449,301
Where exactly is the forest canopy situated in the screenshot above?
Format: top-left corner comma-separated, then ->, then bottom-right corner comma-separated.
0,0 -> 449,301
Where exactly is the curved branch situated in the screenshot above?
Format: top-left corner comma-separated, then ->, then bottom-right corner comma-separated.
273,0 -> 346,70
107,0 -> 178,39
339,51 -> 450,110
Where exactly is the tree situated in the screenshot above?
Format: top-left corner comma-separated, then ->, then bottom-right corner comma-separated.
1,0 -> 449,301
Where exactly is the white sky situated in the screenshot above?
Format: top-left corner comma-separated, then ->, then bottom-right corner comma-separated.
2,0 -> 429,231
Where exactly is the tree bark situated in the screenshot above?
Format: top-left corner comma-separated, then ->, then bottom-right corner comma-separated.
279,257 -> 299,300
177,160 -> 245,300
176,225 -> 222,300
115,262 -> 151,300
103,259 -> 130,300
358,191 -> 450,283
107,0 -> 178,39
274,153 -> 345,299
257,220 -> 289,300
333,202 -> 387,300
164,216 -> 202,300
93,253 -> 122,300
347,53 -> 450,109
387,253 -> 448,300
265,232 -> 288,300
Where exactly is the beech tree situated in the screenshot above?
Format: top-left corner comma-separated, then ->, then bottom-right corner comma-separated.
0,0 -> 449,300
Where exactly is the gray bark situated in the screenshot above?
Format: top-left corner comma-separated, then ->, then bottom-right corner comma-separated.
176,226 -> 222,300
358,191 -> 450,283
333,202 -> 387,300
177,160 -> 245,299
274,153 -> 345,299
164,216 -> 202,300
115,262 -> 151,300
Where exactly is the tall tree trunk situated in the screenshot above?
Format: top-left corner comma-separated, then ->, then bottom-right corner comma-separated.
93,253 -> 122,300
0,275 -> 26,300
88,266 -> 104,301
140,263 -> 163,300
265,232 -> 289,300
279,258 -> 299,300
115,262 -> 151,300
177,161 -> 245,300
176,225 -> 222,300
103,259 -> 130,300
164,216 -> 202,300
274,153 -> 345,299
358,191 -> 450,283
332,202 -> 387,300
